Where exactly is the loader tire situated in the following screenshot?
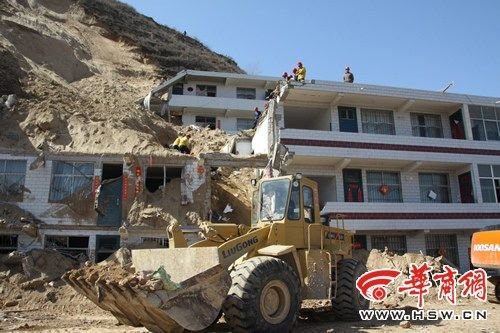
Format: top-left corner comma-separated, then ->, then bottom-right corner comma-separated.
332,259 -> 369,321
223,256 -> 300,333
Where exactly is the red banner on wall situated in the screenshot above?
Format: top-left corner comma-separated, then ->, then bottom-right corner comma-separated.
122,174 -> 129,200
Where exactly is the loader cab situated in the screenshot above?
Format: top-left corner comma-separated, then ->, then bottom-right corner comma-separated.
257,175 -> 321,248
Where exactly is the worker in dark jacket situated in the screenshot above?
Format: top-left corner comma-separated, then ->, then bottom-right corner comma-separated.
252,107 -> 262,129
343,66 -> 354,83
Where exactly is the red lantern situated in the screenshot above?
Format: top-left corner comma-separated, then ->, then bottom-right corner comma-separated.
379,184 -> 390,195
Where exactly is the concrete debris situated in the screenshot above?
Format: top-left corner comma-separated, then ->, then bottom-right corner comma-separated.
399,320 -> 411,329
98,247 -> 132,268
355,249 -> 443,308
21,249 -> 79,283
5,94 -> 17,109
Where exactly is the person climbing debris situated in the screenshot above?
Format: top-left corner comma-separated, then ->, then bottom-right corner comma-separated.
343,66 -> 354,83
252,107 -> 262,129
170,134 -> 191,154
296,62 -> 306,82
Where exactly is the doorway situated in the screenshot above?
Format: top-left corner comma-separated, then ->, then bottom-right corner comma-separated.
338,106 -> 358,133
458,172 -> 474,203
96,164 -> 123,226
343,169 -> 363,202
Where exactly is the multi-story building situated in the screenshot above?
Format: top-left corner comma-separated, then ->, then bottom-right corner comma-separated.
145,70 -> 278,132
154,70 -> 500,273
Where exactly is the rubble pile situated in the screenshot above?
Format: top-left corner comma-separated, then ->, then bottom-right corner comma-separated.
355,249 -> 443,308
0,202 -> 43,237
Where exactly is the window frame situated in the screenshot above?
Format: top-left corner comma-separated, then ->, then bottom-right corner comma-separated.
425,234 -> 460,267
49,161 -> 94,204
195,115 -> 216,130
418,172 -> 450,203
195,84 -> 217,97
366,170 -> 402,203
44,235 -> 89,258
470,105 -> 500,141
236,118 -> 254,131
361,108 -> 395,135
478,164 -> 500,203
236,87 -> 256,100
410,113 -> 443,138
0,234 -> 18,254
0,159 -> 27,202
371,235 -> 407,255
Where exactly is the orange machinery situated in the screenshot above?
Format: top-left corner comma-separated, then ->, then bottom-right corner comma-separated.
470,225 -> 500,301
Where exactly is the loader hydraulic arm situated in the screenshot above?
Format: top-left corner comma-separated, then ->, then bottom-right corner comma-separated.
217,225 -> 271,268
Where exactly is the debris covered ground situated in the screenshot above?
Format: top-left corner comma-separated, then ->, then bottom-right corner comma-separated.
0,249 -> 498,332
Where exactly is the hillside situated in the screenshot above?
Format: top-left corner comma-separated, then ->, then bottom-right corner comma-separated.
0,0 -> 243,155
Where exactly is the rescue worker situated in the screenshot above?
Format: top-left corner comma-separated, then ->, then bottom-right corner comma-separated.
178,134 -> 191,154
343,66 -> 354,83
296,62 -> 306,82
170,134 -> 191,154
252,107 -> 262,129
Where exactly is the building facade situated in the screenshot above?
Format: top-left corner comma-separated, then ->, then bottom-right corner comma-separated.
145,70 -> 278,133
150,70 -> 500,272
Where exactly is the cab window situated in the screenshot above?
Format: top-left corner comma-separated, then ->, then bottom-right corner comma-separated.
303,186 -> 314,223
287,181 -> 300,220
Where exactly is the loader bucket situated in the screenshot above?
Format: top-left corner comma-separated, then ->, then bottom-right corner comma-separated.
63,247 -> 230,333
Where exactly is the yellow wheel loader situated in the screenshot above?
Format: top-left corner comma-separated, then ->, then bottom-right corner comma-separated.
63,175 -> 369,332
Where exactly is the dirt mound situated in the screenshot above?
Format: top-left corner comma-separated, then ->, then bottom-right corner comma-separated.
126,177 -> 205,229
359,249 -> 443,308
0,0 -> 242,155
210,167 -> 255,225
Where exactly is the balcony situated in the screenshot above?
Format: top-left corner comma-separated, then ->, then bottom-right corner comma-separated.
169,95 -> 267,117
322,202 -> 500,231
279,129 -> 500,167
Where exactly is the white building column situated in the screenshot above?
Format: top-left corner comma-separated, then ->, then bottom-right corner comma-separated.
470,163 -> 483,203
461,104 -> 474,140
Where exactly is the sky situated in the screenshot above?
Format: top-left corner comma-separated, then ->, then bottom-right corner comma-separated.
121,0 -> 500,97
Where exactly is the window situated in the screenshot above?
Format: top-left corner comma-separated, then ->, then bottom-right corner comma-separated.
371,235 -> 407,255
287,181 -> 300,220
470,105 -> 500,141
366,171 -> 402,202
361,109 -> 395,135
172,83 -> 183,95
49,162 -> 94,203
478,164 -> 500,203
411,113 -> 443,138
45,235 -> 89,258
425,234 -> 459,267
236,118 -> 254,131
303,186 -> 315,223
418,173 -> 450,203
195,116 -> 216,130
142,237 -> 169,248
0,159 -> 27,202
0,234 -> 18,254
236,87 -> 256,100
145,167 -> 182,193
196,85 -> 216,97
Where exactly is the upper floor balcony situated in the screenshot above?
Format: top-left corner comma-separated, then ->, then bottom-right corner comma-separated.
169,94 -> 267,118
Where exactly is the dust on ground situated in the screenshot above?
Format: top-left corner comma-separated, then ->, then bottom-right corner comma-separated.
2,248 -> 498,333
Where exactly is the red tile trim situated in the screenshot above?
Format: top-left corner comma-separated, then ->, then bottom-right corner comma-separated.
280,139 -> 500,156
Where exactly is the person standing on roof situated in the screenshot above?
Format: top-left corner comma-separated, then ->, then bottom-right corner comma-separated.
343,66 -> 354,83
296,62 -> 306,82
252,107 -> 262,129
